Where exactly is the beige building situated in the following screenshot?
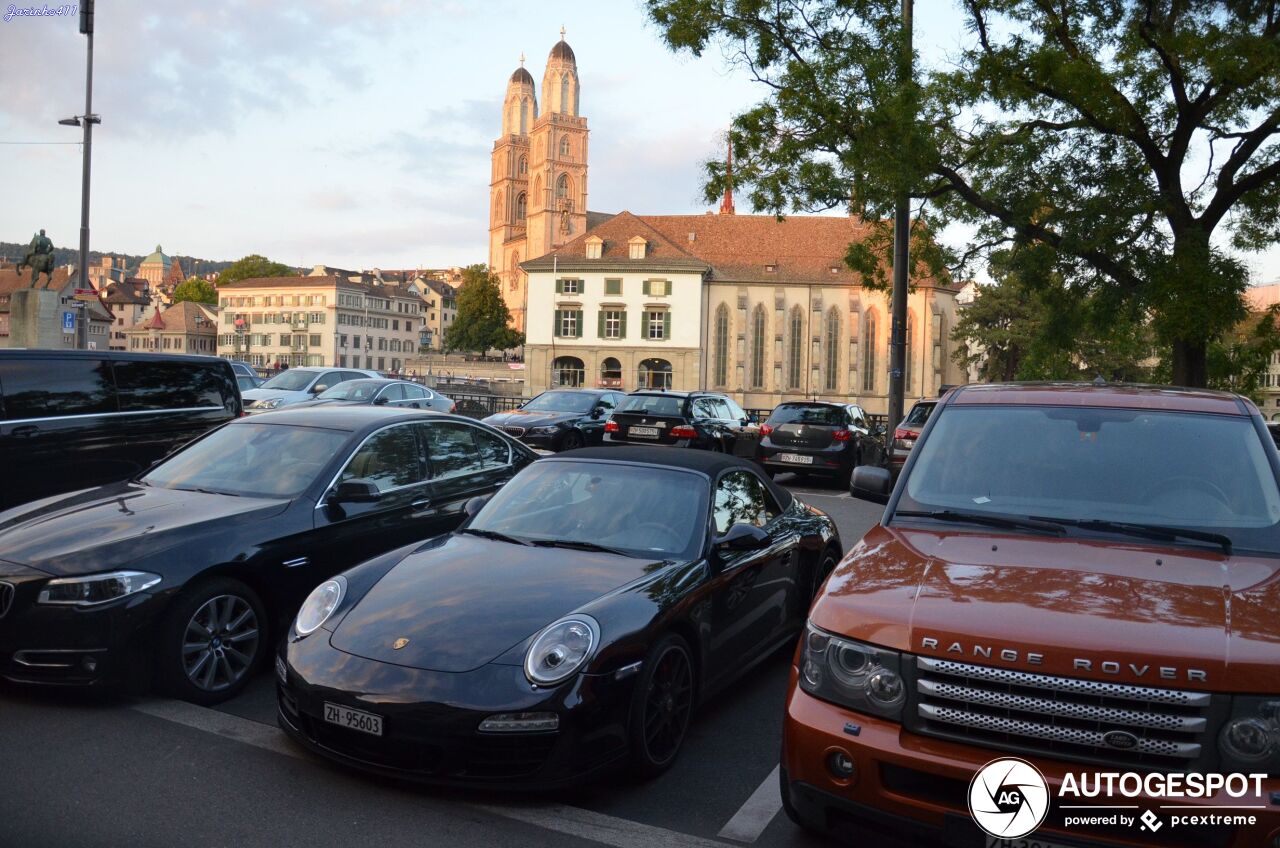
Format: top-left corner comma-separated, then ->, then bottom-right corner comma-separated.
101,279 -> 156,351
216,275 -> 422,371
416,274 -> 459,351
123,300 -> 218,355
490,33 -> 602,333
522,212 -> 966,414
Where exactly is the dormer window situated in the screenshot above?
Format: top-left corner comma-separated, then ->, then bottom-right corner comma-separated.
765,263 -> 777,273
585,235 -> 603,260
628,236 -> 648,260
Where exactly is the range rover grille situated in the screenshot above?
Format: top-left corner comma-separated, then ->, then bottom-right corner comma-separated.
912,657 -> 1211,769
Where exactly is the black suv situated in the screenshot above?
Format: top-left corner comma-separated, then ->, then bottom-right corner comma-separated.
0,350 -> 241,510
604,390 -> 752,452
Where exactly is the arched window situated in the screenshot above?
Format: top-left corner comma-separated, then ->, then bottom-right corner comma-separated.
509,252 -> 520,290
638,358 -> 672,390
515,192 -> 526,221
862,311 -> 877,393
518,155 -> 528,175
750,304 -> 767,389
531,175 -> 542,207
552,356 -> 585,387
559,136 -> 570,157
519,98 -> 529,135
556,173 -> 570,206
600,357 -> 622,387
494,189 -> 504,223
713,303 -> 730,387
824,306 -> 841,392
786,305 -> 804,390
560,74 -> 570,114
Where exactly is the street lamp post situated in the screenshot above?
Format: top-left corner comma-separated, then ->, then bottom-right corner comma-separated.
59,1 -> 98,350
886,0 -> 913,457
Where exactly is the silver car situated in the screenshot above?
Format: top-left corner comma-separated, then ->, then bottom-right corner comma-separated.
296,378 -> 455,412
241,367 -> 381,412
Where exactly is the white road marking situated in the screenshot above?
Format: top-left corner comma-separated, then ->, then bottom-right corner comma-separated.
132,699 -> 735,848
716,765 -> 782,843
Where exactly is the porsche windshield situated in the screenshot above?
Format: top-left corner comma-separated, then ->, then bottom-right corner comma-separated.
898,405 -> 1280,554
469,460 -> 708,559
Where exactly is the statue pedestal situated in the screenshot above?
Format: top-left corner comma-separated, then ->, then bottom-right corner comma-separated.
9,289 -> 66,349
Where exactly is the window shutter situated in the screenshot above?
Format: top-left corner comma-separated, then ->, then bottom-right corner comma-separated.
641,312 -> 650,338
554,309 -> 562,337
597,310 -> 606,338
574,310 -> 583,338
664,309 -> 671,339
642,279 -> 651,296
555,279 -> 564,294
619,311 -> 627,339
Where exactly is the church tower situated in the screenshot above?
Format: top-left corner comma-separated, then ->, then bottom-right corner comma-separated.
489,58 -> 536,332
526,30 -> 589,271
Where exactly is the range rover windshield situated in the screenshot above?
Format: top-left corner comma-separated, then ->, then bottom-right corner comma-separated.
897,405 -> 1280,555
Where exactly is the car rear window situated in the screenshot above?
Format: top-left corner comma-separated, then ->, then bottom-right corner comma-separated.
617,394 -> 685,416
260,370 -> 319,391
0,358 -> 118,419
768,404 -> 847,426
903,402 -> 935,427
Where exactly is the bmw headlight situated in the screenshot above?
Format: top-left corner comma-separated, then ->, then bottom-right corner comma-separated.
293,577 -> 346,638
524,615 -> 600,686
38,571 -> 161,606
799,624 -> 905,720
1219,697 -> 1280,769
529,425 -> 561,436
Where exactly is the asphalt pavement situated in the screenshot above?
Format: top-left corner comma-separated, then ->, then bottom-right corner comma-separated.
0,475 -> 883,848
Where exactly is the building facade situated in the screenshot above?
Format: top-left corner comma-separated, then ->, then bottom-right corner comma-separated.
123,301 -> 217,354
522,212 -> 967,414
216,275 -> 422,371
416,274 -> 459,351
101,279 -> 156,351
489,33 -> 593,333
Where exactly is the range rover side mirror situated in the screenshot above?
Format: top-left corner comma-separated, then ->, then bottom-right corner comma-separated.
851,466 -> 892,504
330,479 -> 380,503
311,383 -> 329,394
714,523 -> 770,552
463,495 -> 489,519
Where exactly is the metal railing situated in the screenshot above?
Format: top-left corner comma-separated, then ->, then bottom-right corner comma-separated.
446,392 -> 524,420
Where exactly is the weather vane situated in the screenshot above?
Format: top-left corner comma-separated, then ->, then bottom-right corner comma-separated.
519,52 -> 525,67
560,25 -> 566,41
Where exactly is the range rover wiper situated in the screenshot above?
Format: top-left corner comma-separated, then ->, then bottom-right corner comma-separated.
460,528 -> 531,546
895,509 -> 1066,537
1029,516 -> 1233,554
529,538 -> 632,556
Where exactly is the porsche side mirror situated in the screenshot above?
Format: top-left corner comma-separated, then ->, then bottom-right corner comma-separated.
714,523 -> 769,552
330,479 -> 380,503
463,495 -> 489,519
851,466 -> 892,504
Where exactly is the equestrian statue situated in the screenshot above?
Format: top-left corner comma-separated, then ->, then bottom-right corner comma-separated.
16,229 -> 57,289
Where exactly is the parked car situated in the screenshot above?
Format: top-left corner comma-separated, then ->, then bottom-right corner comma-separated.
236,374 -> 265,392
242,366 -> 380,412
295,379 -> 455,413
0,406 -> 536,703
482,388 -> 625,451
603,390 -> 752,452
757,401 -> 882,485
785,383 -> 1280,846
278,447 -> 840,786
0,350 -> 241,510
887,398 -> 936,478
227,360 -> 257,380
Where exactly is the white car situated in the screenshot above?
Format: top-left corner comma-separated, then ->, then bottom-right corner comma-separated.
241,367 -> 380,412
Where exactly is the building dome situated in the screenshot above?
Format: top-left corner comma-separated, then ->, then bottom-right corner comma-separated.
509,66 -> 534,86
549,39 -> 575,64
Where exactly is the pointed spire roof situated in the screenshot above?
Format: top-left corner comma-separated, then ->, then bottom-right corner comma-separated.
145,309 -> 166,330
719,133 -> 736,215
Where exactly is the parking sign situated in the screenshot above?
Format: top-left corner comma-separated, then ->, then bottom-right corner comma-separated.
62,311 -> 76,334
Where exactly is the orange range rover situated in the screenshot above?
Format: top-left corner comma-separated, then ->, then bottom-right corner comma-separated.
782,383 -> 1280,848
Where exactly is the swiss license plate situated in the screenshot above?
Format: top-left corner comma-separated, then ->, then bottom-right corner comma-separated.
629,426 -> 659,438
986,838 -> 1073,848
778,453 -> 814,464
324,701 -> 383,736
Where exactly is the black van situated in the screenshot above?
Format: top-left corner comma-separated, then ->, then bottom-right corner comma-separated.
0,350 -> 241,510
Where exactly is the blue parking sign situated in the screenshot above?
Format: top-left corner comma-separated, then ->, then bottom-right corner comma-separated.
62,311 -> 76,333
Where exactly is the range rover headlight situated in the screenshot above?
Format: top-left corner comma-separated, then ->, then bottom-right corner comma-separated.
524,615 -> 599,687
799,624 -> 905,720
1220,698 -> 1280,768
293,577 -> 346,638
38,571 -> 161,606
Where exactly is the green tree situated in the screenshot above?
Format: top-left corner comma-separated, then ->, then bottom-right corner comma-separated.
217,254 -> 295,286
1206,306 -> 1280,403
443,265 -> 524,354
646,0 -> 1280,387
170,277 -> 219,306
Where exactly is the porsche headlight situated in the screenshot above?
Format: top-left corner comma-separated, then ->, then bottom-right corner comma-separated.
799,624 -> 905,720
38,571 -> 161,606
294,577 -> 346,637
524,615 -> 599,686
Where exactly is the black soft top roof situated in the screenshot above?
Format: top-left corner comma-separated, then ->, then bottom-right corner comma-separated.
550,447 -> 794,508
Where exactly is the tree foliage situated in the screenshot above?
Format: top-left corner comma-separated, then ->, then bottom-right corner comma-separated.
646,0 -> 1280,386
217,254 -> 296,286
443,265 -> 524,354
171,277 -> 219,306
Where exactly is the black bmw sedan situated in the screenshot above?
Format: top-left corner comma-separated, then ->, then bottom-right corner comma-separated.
0,406 -> 535,703
277,447 -> 841,787
482,388 -> 624,451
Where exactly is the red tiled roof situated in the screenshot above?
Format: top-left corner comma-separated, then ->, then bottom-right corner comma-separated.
125,300 -> 216,335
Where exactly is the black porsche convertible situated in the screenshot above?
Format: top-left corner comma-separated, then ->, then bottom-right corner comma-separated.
277,447 -> 841,787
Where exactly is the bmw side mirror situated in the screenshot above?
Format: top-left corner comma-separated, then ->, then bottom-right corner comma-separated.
714,523 -> 769,552
463,495 -> 490,519
851,466 -> 892,504
331,479 -> 380,503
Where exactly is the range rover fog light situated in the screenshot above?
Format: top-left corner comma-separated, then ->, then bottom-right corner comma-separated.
826,750 -> 855,779
478,712 -> 560,733
1221,718 -> 1275,762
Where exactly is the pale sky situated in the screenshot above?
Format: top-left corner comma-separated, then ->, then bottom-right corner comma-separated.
1,0 -> 1275,282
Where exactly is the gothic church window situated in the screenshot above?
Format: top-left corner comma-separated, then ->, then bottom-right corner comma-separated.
713,304 -> 730,387
515,193 -> 526,221
863,311 -> 877,393
750,304 -> 767,389
786,306 -> 804,390
556,173 -> 570,206
824,306 -> 840,392
559,136 -> 570,157
560,75 -> 570,114
518,155 -> 528,175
